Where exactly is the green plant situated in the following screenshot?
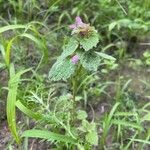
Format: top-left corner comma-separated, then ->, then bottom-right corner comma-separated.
6,64 -> 31,144
143,50 -> 150,65
49,16 -> 115,105
0,1 -> 150,150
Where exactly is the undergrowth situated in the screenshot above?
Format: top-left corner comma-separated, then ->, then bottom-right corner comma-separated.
0,0 -> 150,150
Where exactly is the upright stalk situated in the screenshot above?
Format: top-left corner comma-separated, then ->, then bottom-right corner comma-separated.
72,64 -> 82,105
72,77 -> 76,103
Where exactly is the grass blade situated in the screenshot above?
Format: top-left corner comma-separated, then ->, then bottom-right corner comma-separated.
15,100 -> 43,120
0,25 -> 27,34
5,33 -> 48,67
7,65 -> 31,144
20,33 -> 48,62
100,102 -> 120,148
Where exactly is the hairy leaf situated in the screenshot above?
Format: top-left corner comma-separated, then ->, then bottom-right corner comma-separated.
49,59 -> 76,81
79,51 -> 101,71
79,32 -> 99,51
60,37 -> 78,60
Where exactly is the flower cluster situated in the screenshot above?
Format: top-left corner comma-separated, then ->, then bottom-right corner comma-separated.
69,16 -> 94,36
69,16 -> 97,65
71,55 -> 79,64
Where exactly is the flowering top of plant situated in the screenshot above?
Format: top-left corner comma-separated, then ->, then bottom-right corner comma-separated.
69,16 -> 93,36
49,16 -> 115,81
69,16 -> 88,29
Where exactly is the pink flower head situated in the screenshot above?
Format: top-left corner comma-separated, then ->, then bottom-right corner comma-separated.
69,16 -> 93,36
69,16 -> 88,30
71,55 -> 79,64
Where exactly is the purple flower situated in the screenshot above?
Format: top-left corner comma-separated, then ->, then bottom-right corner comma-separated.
71,55 -> 79,64
69,16 -> 93,36
69,16 -> 88,30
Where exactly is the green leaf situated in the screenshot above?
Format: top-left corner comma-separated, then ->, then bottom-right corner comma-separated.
95,52 -> 116,61
101,102 -> 120,146
141,112 -> 150,122
86,131 -> 98,146
7,65 -> 31,144
49,59 -> 76,81
81,120 -> 98,145
80,32 -> 99,51
111,119 -> 143,130
77,144 -> 85,150
21,33 -> 49,62
5,33 -> 49,67
60,37 -> 78,60
129,139 -> 150,145
77,110 -> 87,120
82,120 -> 96,132
114,112 -> 138,117
80,51 -> 101,71
15,100 -> 43,120
0,44 -> 6,61
109,22 -> 117,31
22,130 -> 76,144
49,38 -> 79,81
0,25 -> 27,34
143,51 -> 150,58
6,37 -> 16,67
118,19 -> 132,28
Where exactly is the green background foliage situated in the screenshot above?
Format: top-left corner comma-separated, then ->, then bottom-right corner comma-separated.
0,0 -> 150,149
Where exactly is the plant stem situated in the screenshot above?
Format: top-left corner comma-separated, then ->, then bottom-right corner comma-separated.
71,64 -> 82,119
72,78 -> 76,103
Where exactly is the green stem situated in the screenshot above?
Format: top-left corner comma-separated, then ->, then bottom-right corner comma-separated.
72,78 -> 76,103
71,64 -> 82,119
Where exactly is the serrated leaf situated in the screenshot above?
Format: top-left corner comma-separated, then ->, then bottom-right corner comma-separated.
49,59 -> 76,81
82,120 -> 96,132
61,37 -> 78,59
77,110 -> 87,120
86,131 -> 98,146
111,119 -> 143,130
80,32 -> 99,51
22,130 -> 76,144
80,51 -> 101,71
